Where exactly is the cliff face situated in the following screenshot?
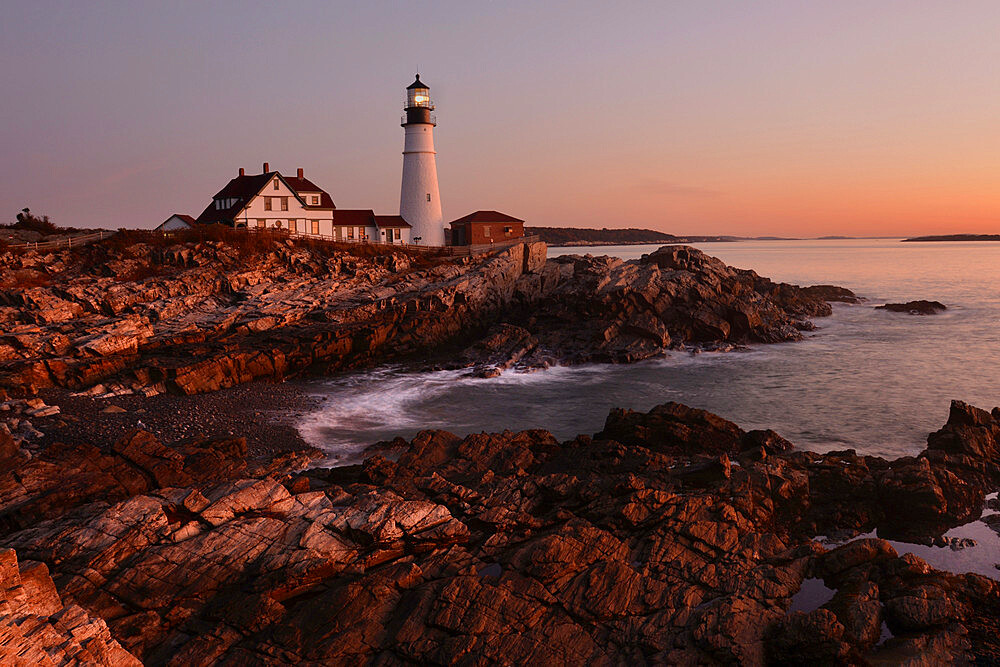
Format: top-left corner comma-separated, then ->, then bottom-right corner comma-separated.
1,400 -> 999,664
0,239 -> 549,396
0,238 -> 851,397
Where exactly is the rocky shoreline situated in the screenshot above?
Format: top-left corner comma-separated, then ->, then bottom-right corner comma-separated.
3,396 -> 1000,663
1,236 -> 855,399
13,235 -> 1000,663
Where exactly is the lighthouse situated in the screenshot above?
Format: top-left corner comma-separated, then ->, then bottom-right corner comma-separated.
399,74 -> 444,246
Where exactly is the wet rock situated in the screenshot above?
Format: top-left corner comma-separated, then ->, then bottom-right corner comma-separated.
876,300 -> 947,314
801,284 -> 863,303
597,401 -> 746,455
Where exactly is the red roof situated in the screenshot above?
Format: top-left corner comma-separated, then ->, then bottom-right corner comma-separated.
332,209 -> 375,226
448,210 -> 524,225
374,215 -> 412,229
285,176 -> 336,209
196,171 -> 336,224
196,172 -> 274,224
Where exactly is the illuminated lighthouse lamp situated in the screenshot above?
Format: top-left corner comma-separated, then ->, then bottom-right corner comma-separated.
406,75 -> 433,108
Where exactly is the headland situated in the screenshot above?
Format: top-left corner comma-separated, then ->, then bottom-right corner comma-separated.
4,231 -> 1000,664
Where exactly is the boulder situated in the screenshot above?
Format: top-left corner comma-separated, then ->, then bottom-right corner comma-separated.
876,300 -> 947,315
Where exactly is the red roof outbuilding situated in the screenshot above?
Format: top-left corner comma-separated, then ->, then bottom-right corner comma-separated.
448,210 -> 524,225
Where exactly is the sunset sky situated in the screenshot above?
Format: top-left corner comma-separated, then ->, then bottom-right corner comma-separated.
3,1 -> 999,237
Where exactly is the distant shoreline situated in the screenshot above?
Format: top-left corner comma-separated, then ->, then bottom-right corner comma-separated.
547,238 -> 736,248
902,234 -> 1000,242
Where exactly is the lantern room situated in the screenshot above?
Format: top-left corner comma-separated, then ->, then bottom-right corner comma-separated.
402,74 -> 436,126
406,74 -> 434,109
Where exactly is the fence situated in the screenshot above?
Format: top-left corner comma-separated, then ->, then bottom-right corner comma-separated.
245,226 -> 540,257
5,230 -> 112,251
4,226 -> 539,257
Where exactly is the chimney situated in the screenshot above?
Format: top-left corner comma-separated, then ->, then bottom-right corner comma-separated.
238,167 -> 245,177
263,162 -> 270,173
297,167 -> 304,179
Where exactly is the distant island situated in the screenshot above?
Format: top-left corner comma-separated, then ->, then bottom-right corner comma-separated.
903,234 -> 1000,243
525,226 -> 736,246
903,234 -> 1000,242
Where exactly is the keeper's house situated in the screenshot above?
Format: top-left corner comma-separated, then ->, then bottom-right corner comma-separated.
192,163 -> 411,244
449,211 -> 525,246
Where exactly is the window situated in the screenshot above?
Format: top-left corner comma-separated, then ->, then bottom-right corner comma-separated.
483,226 -> 491,236
264,198 -> 272,211
273,179 -> 279,190
311,220 -> 319,235
426,193 -> 431,202
394,228 -> 401,240
504,227 -> 512,234
347,227 -> 354,239
311,196 -> 319,205
256,219 -> 264,228
280,197 -> 288,211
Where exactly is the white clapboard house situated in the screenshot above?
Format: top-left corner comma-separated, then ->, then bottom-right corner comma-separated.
192,163 -> 411,244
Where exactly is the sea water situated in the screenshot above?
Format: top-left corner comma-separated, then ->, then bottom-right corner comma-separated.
296,238 -> 1000,577
298,238 -> 1000,464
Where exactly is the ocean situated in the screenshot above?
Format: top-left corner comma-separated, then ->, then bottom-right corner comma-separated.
297,238 -> 1000,465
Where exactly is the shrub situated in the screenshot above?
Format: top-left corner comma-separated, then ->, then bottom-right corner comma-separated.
4,208 -> 59,235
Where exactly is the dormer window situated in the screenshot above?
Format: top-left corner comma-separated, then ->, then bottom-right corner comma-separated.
311,196 -> 319,205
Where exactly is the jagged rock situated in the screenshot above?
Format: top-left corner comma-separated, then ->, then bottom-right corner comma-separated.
1,240 -> 851,398
2,391 -> 998,662
801,284 -> 863,303
876,300 -> 947,315
0,547 -> 141,665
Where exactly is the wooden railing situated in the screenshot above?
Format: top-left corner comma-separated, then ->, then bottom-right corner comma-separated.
5,230 -> 113,250
246,227 -> 540,257
3,225 -> 540,257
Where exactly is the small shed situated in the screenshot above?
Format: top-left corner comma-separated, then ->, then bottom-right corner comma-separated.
155,214 -> 196,233
374,215 -> 413,244
449,211 -> 524,246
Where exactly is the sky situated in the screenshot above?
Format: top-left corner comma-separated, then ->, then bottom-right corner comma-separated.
2,1 -> 999,237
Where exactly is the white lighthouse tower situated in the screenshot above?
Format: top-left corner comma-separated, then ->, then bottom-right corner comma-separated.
399,74 -> 444,246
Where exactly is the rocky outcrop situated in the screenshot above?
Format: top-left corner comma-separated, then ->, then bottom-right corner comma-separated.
1,239 -> 854,397
450,244 -> 855,374
0,423 -> 312,533
2,400 -> 1000,663
0,547 -> 140,665
876,300 -> 947,315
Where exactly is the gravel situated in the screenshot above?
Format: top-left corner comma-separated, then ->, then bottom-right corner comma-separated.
37,380 -> 318,458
